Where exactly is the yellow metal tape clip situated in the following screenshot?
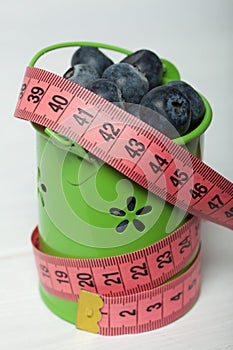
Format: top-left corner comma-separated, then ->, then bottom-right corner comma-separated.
76,290 -> 104,334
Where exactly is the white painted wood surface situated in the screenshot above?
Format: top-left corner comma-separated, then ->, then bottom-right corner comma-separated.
1,1 -> 233,349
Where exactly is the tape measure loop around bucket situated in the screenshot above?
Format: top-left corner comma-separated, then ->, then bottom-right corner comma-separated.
31,216 -> 201,335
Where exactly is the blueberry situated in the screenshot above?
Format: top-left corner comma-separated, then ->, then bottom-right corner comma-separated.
63,64 -> 100,87
166,80 -> 205,130
125,103 -> 141,119
140,85 -> 191,138
121,49 -> 163,89
85,78 -> 124,108
102,63 -> 149,104
71,46 -> 113,75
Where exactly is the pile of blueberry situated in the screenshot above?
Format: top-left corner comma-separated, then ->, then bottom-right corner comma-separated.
63,46 -> 205,138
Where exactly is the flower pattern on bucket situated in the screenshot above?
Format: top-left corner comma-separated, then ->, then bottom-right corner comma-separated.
109,196 -> 152,233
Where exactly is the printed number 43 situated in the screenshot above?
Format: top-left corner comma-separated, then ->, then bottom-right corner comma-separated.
125,138 -> 145,158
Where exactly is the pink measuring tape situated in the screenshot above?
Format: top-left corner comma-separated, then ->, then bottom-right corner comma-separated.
14,66 -> 233,335
32,217 -> 201,335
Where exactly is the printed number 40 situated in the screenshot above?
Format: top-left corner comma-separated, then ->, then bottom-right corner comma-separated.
48,95 -> 68,112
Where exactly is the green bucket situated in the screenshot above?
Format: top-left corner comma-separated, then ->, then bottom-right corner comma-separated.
31,42 -> 212,324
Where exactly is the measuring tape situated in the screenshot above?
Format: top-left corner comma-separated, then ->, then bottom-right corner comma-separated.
15,66 -> 233,230
32,216 -> 201,335
14,62 -> 233,335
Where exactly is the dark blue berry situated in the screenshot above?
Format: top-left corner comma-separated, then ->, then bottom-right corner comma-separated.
140,85 -> 191,138
102,63 -> 149,104
125,103 -> 141,119
166,80 -> 205,130
85,78 -> 124,108
63,64 -> 100,87
71,46 -> 113,75
121,49 -> 163,89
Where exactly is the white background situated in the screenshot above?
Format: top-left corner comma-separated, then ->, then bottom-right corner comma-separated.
1,0 -> 233,349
